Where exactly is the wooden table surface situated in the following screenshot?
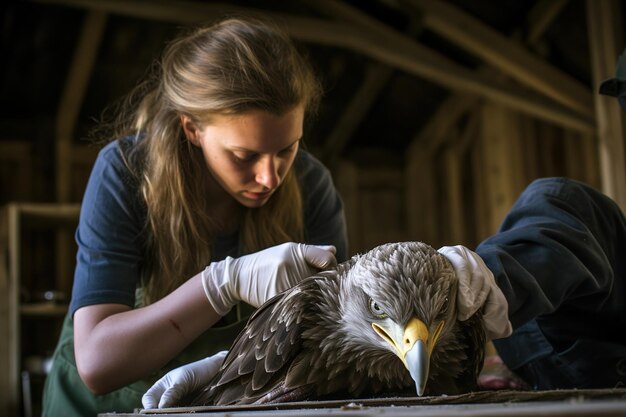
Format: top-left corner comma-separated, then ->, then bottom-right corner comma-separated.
99,388 -> 626,417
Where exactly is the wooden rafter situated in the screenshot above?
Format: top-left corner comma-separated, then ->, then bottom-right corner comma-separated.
37,0 -> 593,134
525,0 -> 569,45
306,0 -> 426,165
321,63 -> 394,168
411,0 -> 571,153
408,0 -> 592,116
55,10 -> 107,202
587,0 -> 626,211
405,0 -> 571,246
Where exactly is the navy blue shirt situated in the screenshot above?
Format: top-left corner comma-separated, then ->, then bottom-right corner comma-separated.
69,137 -> 348,315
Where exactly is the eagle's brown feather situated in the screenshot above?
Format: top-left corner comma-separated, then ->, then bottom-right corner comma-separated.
185,241 -> 485,406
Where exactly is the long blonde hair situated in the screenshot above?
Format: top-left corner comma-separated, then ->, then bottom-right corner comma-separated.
109,17 -> 321,305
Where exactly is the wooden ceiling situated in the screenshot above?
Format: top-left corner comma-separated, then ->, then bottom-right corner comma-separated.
1,0 -> 624,190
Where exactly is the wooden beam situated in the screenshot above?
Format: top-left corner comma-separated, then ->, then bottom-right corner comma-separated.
471,131 -> 489,241
303,0 -> 396,169
322,63 -> 393,169
0,206 -> 18,417
411,94 -> 480,154
587,0 -> 626,212
335,160 -> 361,255
478,103 -> 526,234
308,0 -> 424,167
412,0 -> 571,153
55,10 -> 107,202
408,0 -> 592,116
405,147 -> 438,245
525,0 -> 569,46
38,0 -> 594,134
306,1 -> 593,134
442,139 -> 465,244
457,105 -> 481,155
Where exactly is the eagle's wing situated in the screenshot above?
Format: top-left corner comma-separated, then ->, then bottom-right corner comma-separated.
427,312 -> 486,395
457,312 -> 486,391
188,275 -> 326,406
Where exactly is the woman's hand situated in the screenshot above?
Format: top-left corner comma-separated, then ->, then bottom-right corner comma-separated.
202,242 -> 337,316
142,351 -> 228,409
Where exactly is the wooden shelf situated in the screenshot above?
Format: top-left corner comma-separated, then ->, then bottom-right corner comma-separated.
13,203 -> 80,227
1,202 -> 80,417
20,303 -> 68,318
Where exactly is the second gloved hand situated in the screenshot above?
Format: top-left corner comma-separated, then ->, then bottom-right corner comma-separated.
202,242 -> 337,316
438,245 -> 512,340
142,351 -> 227,409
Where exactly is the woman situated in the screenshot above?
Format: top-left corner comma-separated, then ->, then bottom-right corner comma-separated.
42,17 -> 348,416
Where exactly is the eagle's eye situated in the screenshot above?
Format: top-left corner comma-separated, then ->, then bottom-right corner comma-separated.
441,296 -> 449,311
369,299 -> 387,318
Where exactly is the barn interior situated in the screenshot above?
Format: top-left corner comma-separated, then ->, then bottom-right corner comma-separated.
1,0 -> 626,416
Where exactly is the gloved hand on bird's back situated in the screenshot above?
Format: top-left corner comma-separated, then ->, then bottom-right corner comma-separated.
142,351 -> 228,409
438,245 -> 512,340
143,241 -> 516,409
143,242 -> 337,409
202,242 -> 337,316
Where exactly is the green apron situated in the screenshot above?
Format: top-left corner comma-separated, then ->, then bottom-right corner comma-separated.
42,306 -> 249,417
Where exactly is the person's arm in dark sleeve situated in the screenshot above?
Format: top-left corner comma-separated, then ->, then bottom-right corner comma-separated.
475,177 -> 626,329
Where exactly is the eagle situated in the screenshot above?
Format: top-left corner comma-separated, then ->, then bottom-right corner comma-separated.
185,241 -> 486,406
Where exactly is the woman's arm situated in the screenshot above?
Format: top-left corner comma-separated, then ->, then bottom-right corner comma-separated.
74,242 -> 337,394
74,272 -> 220,394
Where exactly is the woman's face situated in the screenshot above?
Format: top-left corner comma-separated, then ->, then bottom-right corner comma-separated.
182,106 -> 304,208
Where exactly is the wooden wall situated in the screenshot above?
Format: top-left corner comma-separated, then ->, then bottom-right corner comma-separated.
340,99 -> 602,254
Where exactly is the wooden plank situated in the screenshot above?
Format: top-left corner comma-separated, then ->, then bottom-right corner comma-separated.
130,388 -> 626,415
442,140 -> 464,243
412,0 -> 572,154
1,205 -> 21,417
406,148 -> 437,246
288,8 -> 595,134
0,209 -> 8,417
408,0 -> 591,116
479,103 -> 526,234
457,107 -> 481,155
0,204 -> 80,417
578,131 -> 602,189
322,63 -> 393,169
334,161 -> 360,256
416,94 -> 480,154
55,10 -> 107,202
309,0 -> 425,167
105,400 -> 626,417
360,184 -> 406,249
520,117 -> 540,182
0,206 -> 12,417
13,203 -> 81,221
525,0 -> 569,46
37,0 -> 594,134
472,132 -> 489,241
587,0 -> 626,212
0,141 -> 32,201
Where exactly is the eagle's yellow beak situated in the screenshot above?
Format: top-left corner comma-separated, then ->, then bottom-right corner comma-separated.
372,317 -> 445,396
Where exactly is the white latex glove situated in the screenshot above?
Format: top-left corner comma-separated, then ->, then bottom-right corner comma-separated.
438,245 -> 512,340
142,351 -> 227,409
202,242 -> 337,316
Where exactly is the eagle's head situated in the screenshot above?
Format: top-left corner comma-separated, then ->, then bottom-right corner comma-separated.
338,241 -> 458,396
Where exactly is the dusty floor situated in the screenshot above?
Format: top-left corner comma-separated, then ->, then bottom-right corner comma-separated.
100,388 -> 626,416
